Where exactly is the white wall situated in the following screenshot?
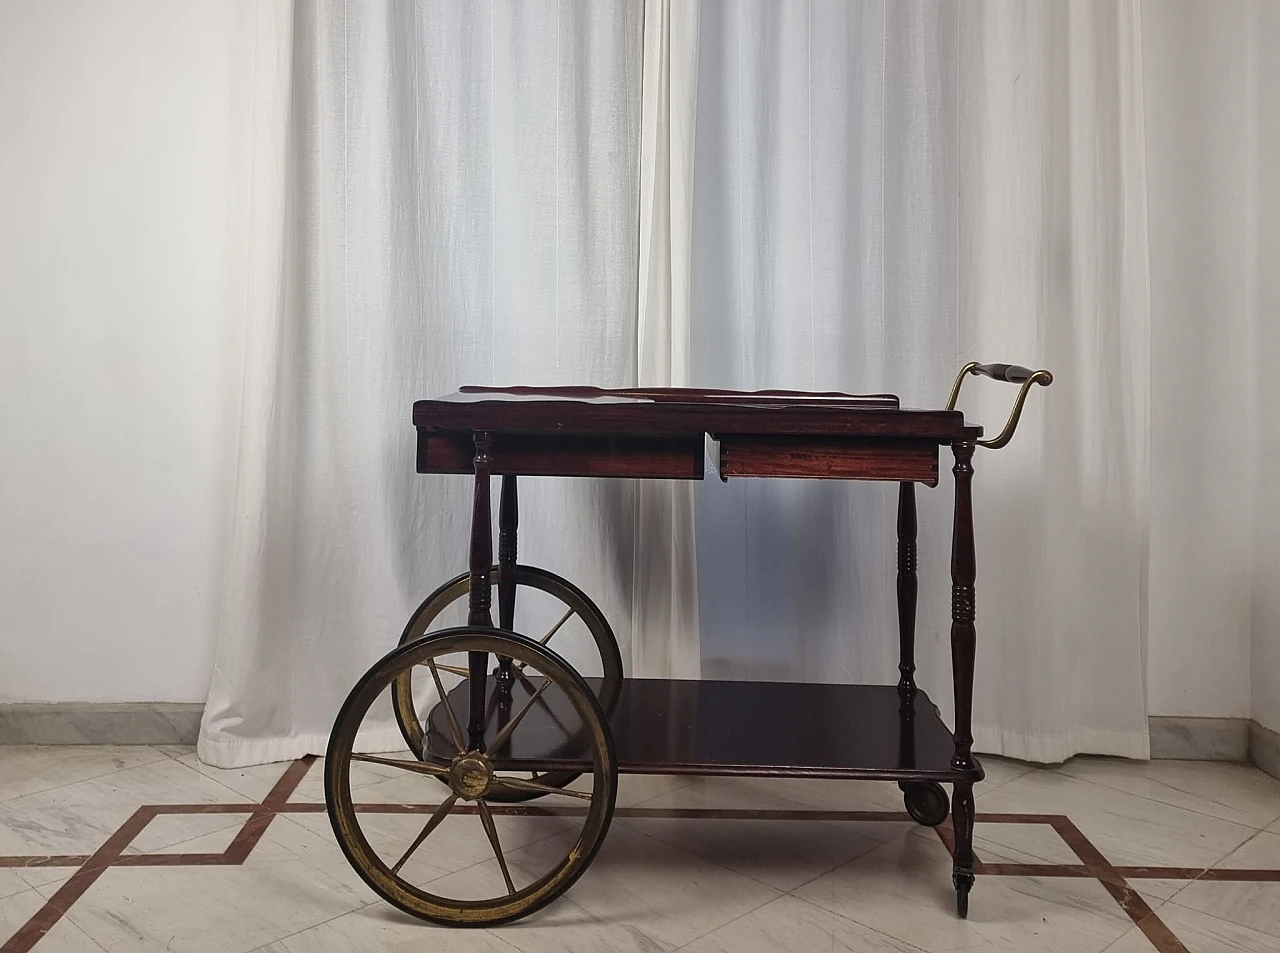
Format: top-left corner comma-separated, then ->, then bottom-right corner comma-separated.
1142,1 -> 1257,719
1250,1 -> 1280,735
1,1 -> 1276,726
0,2 -> 255,702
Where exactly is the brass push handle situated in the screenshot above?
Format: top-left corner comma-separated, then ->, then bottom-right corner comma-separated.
946,361 -> 1053,450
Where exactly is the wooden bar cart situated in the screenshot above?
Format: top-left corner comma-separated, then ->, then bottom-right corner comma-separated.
323,362 -> 1052,927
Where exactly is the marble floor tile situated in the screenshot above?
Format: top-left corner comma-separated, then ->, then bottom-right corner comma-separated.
1127,878 -> 1191,904
684,893 -> 926,953
1104,904 -> 1280,953
421,868 -> 674,953
794,828 -> 1135,953
972,820 -> 1083,866
1159,830 -> 1280,939
124,812 -> 253,855
42,855 -> 369,953
976,768 -> 1256,868
5,747 -> 1280,953
174,753 -> 400,804
1057,757 -> 1280,830
0,745 -> 167,802
0,888 -> 107,952
0,757 -> 260,855
617,815 -> 906,891
14,865 -> 81,892
250,903 -> 521,952
977,755 -> 1039,792
427,822 -> 781,950
0,868 -> 31,902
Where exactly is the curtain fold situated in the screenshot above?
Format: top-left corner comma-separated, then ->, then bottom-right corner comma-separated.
200,1 -> 643,767
205,0 -> 1178,767
632,0 -> 703,679
687,0 -> 1150,761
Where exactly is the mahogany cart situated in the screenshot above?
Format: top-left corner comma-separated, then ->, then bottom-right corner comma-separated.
324,362 -> 1052,926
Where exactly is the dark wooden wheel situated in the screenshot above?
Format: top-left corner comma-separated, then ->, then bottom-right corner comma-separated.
326,627 -> 617,927
899,780 -> 949,827
392,565 -> 622,802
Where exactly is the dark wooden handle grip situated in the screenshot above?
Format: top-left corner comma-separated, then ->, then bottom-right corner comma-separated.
972,363 -> 1036,384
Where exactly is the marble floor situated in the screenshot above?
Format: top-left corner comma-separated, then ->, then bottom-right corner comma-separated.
1,746 -> 1279,952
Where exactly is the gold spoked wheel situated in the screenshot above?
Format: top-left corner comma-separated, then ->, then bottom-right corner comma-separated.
326,627 -> 617,926
392,566 -> 622,802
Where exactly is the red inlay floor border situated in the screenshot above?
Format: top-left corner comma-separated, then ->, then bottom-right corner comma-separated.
3,757 -> 1275,953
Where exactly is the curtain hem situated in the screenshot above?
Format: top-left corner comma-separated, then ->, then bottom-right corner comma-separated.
972,724 -> 1151,765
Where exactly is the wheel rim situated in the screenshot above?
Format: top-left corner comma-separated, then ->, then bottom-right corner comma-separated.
392,566 -> 622,801
326,628 -> 617,926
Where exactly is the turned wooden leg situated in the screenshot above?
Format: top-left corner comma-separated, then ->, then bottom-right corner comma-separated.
896,481 -> 918,714
495,475 -> 518,704
497,475 -> 518,631
949,440 -> 977,915
467,432 -> 495,748
949,441 -> 977,771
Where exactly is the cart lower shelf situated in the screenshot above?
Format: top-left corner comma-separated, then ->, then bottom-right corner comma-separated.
430,677 -> 984,783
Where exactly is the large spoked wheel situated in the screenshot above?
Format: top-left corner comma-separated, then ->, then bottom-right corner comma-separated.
392,566 -> 622,802
326,628 -> 617,927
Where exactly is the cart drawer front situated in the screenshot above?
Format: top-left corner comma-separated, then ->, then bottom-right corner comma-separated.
717,435 -> 938,484
418,431 -> 705,479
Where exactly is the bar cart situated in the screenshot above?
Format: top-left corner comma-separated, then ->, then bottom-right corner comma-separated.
324,362 -> 1052,926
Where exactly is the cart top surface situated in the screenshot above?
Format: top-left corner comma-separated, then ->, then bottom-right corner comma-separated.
414,386 -> 982,442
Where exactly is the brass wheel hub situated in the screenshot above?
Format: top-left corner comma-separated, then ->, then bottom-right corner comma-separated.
449,752 -> 493,800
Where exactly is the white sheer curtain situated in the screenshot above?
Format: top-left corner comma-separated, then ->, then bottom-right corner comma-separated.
199,1 -> 643,767
203,0 -> 1158,767
685,0 -> 1150,762
633,0 -> 703,678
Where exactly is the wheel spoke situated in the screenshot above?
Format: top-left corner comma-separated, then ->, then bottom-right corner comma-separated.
390,794 -> 456,874
432,662 -> 470,678
516,668 -> 573,737
426,658 -> 466,753
512,607 -> 576,675
488,676 -> 551,753
538,607 -> 575,646
493,775 -> 592,800
476,799 -> 515,896
351,754 -> 449,777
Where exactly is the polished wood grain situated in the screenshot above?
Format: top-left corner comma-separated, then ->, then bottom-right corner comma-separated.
717,436 -> 939,484
415,389 -> 979,442
428,678 -> 985,782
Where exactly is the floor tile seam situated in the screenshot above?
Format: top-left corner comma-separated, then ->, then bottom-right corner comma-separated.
609,813 -> 875,896
238,900 -> 387,953
973,763 -> 1038,793
672,892 -> 932,953
662,879 -> 785,951
1160,889 -> 1280,941
1052,770 -> 1280,832
618,775 -> 720,810
0,752 -> 173,808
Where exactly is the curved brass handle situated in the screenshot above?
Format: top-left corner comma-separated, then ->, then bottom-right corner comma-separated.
946,361 -> 1053,450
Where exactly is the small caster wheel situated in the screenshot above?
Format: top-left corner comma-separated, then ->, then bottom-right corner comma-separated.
899,781 -> 949,827
953,869 -> 974,918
